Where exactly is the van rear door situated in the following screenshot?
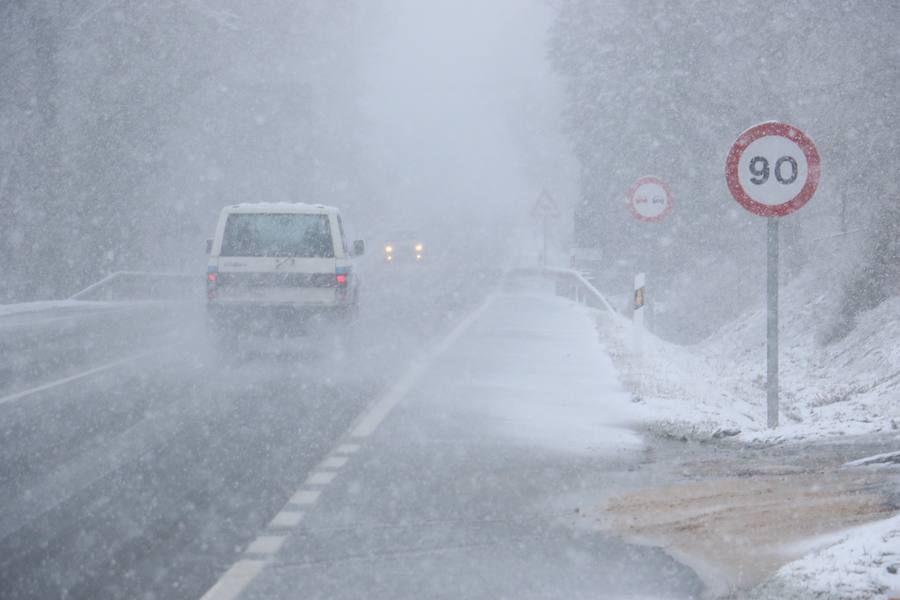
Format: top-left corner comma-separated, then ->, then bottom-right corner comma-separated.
213,212 -> 339,304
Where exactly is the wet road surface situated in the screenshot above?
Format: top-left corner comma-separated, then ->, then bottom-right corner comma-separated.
0,269 -> 704,599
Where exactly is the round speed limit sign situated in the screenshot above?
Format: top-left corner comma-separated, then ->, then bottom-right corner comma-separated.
725,121 -> 820,217
628,175 -> 673,223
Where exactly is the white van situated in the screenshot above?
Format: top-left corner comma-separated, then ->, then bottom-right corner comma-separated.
205,203 -> 364,334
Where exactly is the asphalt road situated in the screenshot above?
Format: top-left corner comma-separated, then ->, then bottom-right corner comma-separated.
0,265 -> 704,599
0,260 -> 485,600
213,285 -> 705,600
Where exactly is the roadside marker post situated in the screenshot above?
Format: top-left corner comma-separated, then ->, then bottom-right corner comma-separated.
633,272 -> 646,394
725,121 -> 820,428
633,272 -> 646,332
531,189 -> 561,266
631,273 -> 647,360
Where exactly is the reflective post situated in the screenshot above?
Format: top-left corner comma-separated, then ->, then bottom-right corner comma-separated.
766,217 -> 779,428
634,272 -> 645,397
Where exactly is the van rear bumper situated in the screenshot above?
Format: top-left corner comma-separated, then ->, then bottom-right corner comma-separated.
207,300 -> 355,336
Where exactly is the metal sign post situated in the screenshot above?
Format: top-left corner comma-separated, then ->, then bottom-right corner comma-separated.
542,216 -> 549,266
766,217 -> 779,427
726,121 -> 820,428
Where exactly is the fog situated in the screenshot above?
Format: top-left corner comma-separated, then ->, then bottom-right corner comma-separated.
4,1 -> 896,344
1,0 -> 574,301
362,0 -> 575,250
1,3 -> 899,600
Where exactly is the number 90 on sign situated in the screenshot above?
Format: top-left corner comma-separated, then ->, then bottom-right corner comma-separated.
726,121 -> 820,218
737,135 -> 808,206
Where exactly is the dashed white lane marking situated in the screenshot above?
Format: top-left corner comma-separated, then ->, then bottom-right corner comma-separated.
268,510 -> 304,529
289,489 -> 321,505
197,293 -> 497,599
245,535 -> 286,555
305,471 -> 337,485
0,349 -> 162,406
320,455 -> 348,469
350,294 -> 496,439
198,560 -> 266,600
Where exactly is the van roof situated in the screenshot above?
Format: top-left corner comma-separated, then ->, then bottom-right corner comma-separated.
223,202 -> 340,215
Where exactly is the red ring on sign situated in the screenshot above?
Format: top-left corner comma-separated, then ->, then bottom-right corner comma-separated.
725,121 -> 820,217
627,175 -> 673,223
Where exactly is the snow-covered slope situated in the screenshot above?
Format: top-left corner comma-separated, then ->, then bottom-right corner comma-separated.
600,268 -> 900,443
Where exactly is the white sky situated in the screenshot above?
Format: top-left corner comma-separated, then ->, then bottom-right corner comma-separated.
362,0 -> 574,244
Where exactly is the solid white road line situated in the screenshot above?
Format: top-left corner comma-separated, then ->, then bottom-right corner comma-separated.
349,293 -> 496,439
0,349 -> 162,406
199,560 -> 267,600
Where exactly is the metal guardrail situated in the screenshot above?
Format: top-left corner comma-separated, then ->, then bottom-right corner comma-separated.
509,266 -> 617,314
544,266 -> 617,314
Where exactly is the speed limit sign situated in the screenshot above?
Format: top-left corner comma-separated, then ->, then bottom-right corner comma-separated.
725,121 -> 820,217
725,121 -> 821,431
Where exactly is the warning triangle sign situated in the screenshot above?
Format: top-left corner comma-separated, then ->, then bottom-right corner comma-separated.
531,189 -> 561,218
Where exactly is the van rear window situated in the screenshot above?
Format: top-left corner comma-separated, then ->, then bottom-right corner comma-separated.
220,214 -> 334,258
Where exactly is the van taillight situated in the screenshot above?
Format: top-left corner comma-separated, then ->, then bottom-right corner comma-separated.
336,274 -> 347,285
207,271 -> 217,300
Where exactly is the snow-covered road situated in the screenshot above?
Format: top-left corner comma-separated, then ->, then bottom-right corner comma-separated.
207,283 -> 701,600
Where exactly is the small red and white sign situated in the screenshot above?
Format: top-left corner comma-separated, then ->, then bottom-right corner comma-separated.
627,176 -> 673,223
725,121 -> 820,217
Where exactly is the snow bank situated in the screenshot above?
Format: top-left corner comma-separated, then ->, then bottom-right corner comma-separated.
599,311 -> 757,441
750,514 -> 900,600
598,267 -> 900,443
0,300 -> 98,317
0,299 -> 120,319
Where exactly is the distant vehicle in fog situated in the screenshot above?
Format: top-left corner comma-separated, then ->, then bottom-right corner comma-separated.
383,230 -> 425,263
205,203 -> 365,340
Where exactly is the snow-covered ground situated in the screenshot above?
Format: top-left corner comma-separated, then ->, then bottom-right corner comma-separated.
599,268 -> 900,444
585,267 -> 900,598
750,513 -> 900,600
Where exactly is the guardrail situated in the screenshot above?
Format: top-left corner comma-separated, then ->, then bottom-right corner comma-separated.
509,266 -> 617,314
544,267 -> 617,314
